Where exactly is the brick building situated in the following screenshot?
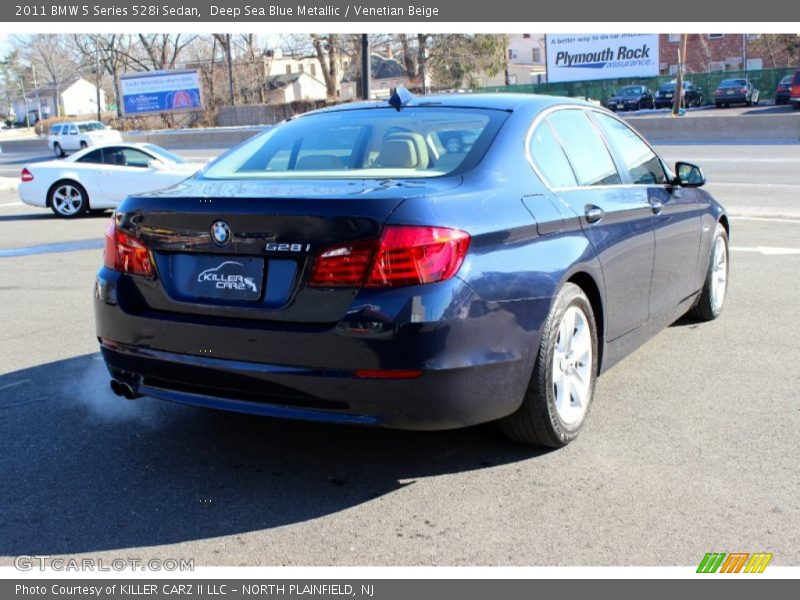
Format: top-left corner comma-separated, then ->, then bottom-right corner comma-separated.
659,34 -> 799,75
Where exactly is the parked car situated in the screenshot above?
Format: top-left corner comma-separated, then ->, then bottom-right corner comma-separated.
654,81 -> 704,109
790,70 -> 800,111
19,143 -> 203,218
775,75 -> 793,105
606,85 -> 655,111
714,78 -> 759,108
95,93 -> 729,448
47,121 -> 123,157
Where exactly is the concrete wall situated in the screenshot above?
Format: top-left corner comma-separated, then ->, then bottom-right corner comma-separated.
624,113 -> 800,143
2,112 -> 798,154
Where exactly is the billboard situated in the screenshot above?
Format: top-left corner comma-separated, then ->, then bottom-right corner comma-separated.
545,34 -> 660,83
119,69 -> 203,116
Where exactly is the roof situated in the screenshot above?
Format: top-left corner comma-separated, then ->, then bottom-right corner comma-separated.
12,77 -> 94,102
342,53 -> 408,83
266,72 -> 325,91
308,92 -> 588,115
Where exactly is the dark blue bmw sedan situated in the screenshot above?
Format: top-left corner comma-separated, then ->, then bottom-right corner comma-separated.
95,92 -> 729,447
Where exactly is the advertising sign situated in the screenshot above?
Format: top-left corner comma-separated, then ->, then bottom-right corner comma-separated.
545,34 -> 660,83
119,69 -> 203,115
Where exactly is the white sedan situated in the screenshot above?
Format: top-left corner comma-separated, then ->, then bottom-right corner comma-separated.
19,143 -> 204,218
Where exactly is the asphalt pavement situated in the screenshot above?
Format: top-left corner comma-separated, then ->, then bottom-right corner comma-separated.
0,141 -> 798,567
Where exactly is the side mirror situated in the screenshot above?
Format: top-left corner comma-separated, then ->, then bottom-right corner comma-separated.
674,161 -> 706,187
148,159 -> 165,170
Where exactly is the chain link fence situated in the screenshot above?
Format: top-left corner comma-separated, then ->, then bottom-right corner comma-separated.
479,68 -> 797,104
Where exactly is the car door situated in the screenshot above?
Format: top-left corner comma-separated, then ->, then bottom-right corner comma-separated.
95,146 -> 177,203
63,124 -> 80,151
592,111 -> 702,318
542,107 -> 655,340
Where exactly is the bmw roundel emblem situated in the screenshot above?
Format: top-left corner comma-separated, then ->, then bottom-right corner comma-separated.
211,221 -> 231,246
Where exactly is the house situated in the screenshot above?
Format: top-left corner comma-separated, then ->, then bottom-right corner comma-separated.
11,77 -> 105,123
659,34 -> 798,74
480,34 -> 548,87
341,53 -> 412,100
265,72 -> 328,103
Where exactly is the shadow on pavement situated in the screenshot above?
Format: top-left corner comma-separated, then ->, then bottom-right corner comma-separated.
0,353 -> 545,556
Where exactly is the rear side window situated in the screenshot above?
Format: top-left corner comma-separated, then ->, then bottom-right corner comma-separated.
50,125 -> 61,135
528,121 -> 577,188
546,109 -> 621,187
77,149 -> 104,164
594,113 -> 667,185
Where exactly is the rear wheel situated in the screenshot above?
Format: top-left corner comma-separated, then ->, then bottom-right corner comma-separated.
53,142 -> 64,158
49,181 -> 89,218
690,223 -> 729,321
500,283 -> 598,447
80,141 -> 88,149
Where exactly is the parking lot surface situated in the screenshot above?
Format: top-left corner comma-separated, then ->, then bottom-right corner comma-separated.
0,141 -> 798,566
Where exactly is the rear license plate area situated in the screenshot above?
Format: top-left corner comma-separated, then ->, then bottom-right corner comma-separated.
182,255 -> 264,301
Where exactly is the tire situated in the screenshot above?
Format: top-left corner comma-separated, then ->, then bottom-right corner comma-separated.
690,223 -> 729,321
793,103 -> 800,111
499,283 -> 599,447
53,142 -> 64,158
80,141 -> 88,149
715,103 -> 722,109
48,180 -> 89,218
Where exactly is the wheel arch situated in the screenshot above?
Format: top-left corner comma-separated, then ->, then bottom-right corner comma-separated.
718,214 -> 730,238
565,270 -> 605,373
46,177 -> 89,209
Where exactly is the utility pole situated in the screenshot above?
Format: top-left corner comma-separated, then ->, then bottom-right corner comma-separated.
673,34 -> 688,116
360,34 -> 370,100
31,65 -> 41,124
95,36 -> 102,121
742,33 -> 748,77
226,33 -> 235,105
0,60 -> 11,124
19,72 -> 31,130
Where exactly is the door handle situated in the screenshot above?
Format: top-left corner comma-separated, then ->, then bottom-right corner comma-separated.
585,205 -> 604,223
651,200 -> 663,215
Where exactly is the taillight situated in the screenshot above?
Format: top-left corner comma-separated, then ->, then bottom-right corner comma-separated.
103,217 -> 153,277
714,89 -> 722,96
308,225 -> 471,289
308,240 -> 376,287
791,85 -> 800,98
740,87 -> 748,94
366,226 -> 471,288
20,168 -> 33,182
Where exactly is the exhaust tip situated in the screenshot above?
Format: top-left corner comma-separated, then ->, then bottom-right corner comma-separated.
110,379 -> 141,400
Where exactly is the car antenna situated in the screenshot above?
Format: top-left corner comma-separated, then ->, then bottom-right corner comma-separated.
388,86 -> 414,111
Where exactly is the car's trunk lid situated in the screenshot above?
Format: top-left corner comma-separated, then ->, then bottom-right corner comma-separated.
115,176 -> 461,324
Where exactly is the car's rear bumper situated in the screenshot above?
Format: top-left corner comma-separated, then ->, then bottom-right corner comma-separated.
715,94 -> 749,103
18,182 -> 45,207
95,268 -> 548,430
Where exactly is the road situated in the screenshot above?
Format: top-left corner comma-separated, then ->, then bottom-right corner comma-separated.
0,142 -> 798,567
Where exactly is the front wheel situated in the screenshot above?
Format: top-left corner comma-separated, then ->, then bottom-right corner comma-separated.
500,283 -> 598,447
690,223 -> 729,321
49,181 -> 89,218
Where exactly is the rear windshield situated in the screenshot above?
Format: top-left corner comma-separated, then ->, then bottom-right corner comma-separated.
618,86 -> 644,96
77,122 -> 105,132
201,107 -> 508,180
719,79 -> 747,87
